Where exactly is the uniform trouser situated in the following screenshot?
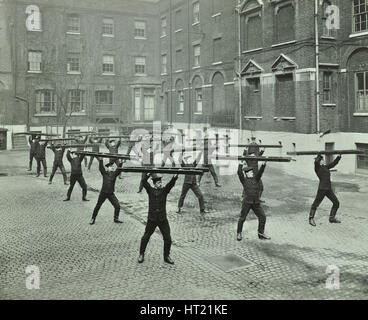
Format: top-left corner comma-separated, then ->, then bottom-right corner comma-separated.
237,202 -> 266,234
139,218 -> 171,258
36,158 -> 47,176
310,189 -> 340,217
49,162 -> 67,183
178,183 -> 205,211
198,164 -> 219,184
29,152 -> 36,169
67,174 -> 87,199
161,152 -> 175,167
92,192 -> 120,220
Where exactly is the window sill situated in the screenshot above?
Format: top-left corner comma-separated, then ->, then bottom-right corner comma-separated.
349,31 -> 368,38
322,103 -> 336,107
34,113 -> 57,117
174,29 -> 183,33
212,12 -> 221,18
160,34 -> 167,39
66,31 -> 80,35
192,66 -> 200,70
27,70 -> 42,74
135,73 -> 147,76
212,61 -> 223,66
102,73 -> 115,76
70,112 -> 87,116
102,34 -> 114,38
244,116 -> 262,120
161,73 -> 168,76
274,116 -> 296,121
135,36 -> 147,40
321,36 -> 336,40
192,21 -> 200,27
271,40 -> 296,48
175,70 -> 183,73
353,112 -> 368,117
27,29 -> 43,32
243,48 -> 263,54
67,71 -> 81,75
193,112 -> 202,115
176,112 -> 184,115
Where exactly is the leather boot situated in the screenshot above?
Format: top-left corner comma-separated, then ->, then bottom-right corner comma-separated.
329,208 -> 341,223
309,208 -> 316,227
258,232 -> 271,240
89,218 -> 95,225
114,216 -> 123,223
138,254 -> 144,263
176,207 -> 182,214
237,232 -> 242,241
164,256 -> 174,265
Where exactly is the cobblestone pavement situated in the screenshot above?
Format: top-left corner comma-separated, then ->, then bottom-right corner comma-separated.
0,149 -> 367,300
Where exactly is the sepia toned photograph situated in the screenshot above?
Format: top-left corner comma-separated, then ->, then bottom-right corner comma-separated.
0,0 -> 367,303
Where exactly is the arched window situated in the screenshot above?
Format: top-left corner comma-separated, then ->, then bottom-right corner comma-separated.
275,2 -> 295,44
241,0 -> 263,51
175,79 -> 184,113
192,76 -> 203,114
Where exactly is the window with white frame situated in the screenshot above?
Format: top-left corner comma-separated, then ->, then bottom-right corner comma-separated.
194,45 -> 200,67
178,90 -> 184,113
135,56 -> 146,75
356,71 -> 368,112
67,53 -> 80,73
26,6 -> 42,31
322,1 -> 336,37
102,55 -> 114,74
323,72 -> 332,102
134,88 -> 141,121
135,21 -> 146,38
161,54 -> 167,74
193,1 -> 200,24
102,18 -> 114,36
28,51 -> 42,72
353,0 -> 368,33
35,89 -> 56,113
161,17 -> 167,36
68,89 -> 86,113
175,49 -> 183,70
144,88 -> 155,120
195,88 -> 202,113
67,14 -> 80,33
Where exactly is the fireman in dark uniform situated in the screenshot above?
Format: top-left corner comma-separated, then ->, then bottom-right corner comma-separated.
105,138 -> 122,164
74,135 -> 88,167
177,151 -> 208,215
161,135 -> 176,167
243,137 -> 265,202
138,136 -> 160,193
309,153 -> 342,226
90,158 -> 124,225
64,149 -> 88,201
237,161 -> 270,241
49,143 -> 68,185
87,135 -> 102,170
197,136 -> 221,187
138,173 -> 178,265
28,134 -> 41,171
35,140 -> 48,177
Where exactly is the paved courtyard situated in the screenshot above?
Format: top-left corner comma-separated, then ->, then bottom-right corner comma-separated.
0,149 -> 367,300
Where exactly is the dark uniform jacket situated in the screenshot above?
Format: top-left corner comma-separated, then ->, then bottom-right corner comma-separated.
142,174 -> 178,221
51,146 -> 66,164
29,136 -> 40,153
35,142 -> 48,159
99,159 -> 123,194
105,139 -> 121,154
237,163 -> 266,204
67,150 -> 85,175
89,137 -> 102,152
315,156 -> 341,190
181,160 -> 199,185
